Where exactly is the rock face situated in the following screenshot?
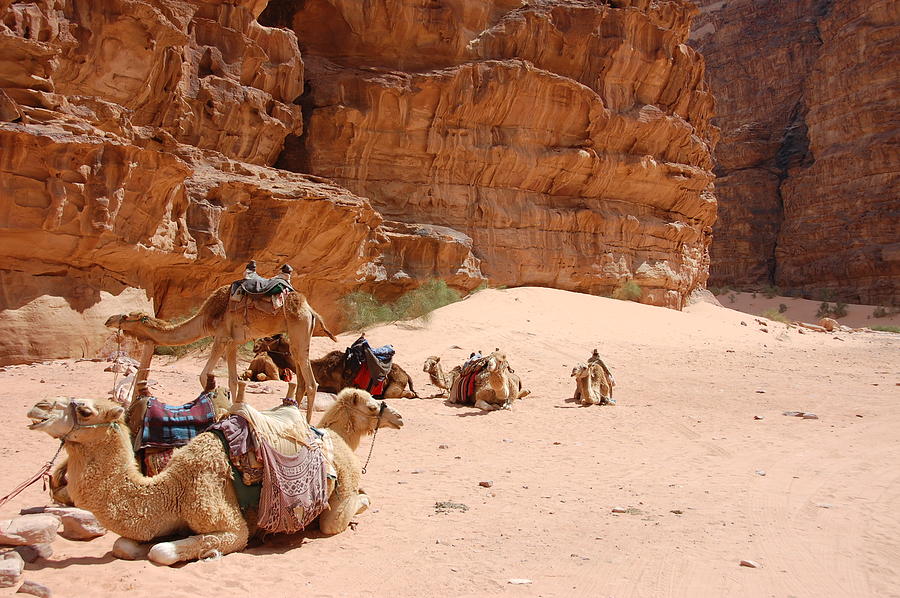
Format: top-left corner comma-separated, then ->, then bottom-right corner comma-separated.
1,0 -> 716,363
0,0 -> 483,365
691,0 -> 899,304
263,0 -> 718,308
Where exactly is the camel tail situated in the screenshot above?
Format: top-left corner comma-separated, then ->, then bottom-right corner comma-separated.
311,309 -> 338,342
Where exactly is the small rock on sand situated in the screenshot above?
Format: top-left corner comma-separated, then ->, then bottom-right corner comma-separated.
479,481 -> 493,488
508,579 -> 532,585
0,516 -> 59,546
438,444 -> 448,449
0,552 -> 25,588
754,415 -> 764,420
740,560 -> 761,568
755,470 -> 766,476
611,508 -> 628,514
17,580 -> 51,597
44,508 -> 106,541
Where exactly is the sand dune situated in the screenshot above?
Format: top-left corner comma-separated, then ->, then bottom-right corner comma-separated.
1,287 -> 898,597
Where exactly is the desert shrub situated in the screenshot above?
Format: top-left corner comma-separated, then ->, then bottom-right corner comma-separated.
778,303 -> 788,314
341,291 -> 397,329
761,308 -> 790,324
817,301 -> 848,319
832,302 -> 848,318
612,279 -> 643,302
870,325 -> 900,333
728,293 -> 737,304
763,285 -> 781,298
342,279 -> 463,329
709,286 -> 731,296
393,279 -> 461,322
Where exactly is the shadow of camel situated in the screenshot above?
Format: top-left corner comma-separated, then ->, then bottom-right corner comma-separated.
26,552 -> 117,570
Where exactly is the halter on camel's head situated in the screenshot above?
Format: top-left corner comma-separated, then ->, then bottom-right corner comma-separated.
27,397 -> 124,442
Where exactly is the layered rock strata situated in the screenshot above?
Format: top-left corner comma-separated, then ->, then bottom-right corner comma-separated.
0,0 -> 483,364
263,0 -> 718,308
692,0 -> 898,304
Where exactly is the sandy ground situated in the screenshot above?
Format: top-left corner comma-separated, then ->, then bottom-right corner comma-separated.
1,287 -> 898,598
714,291 -> 900,329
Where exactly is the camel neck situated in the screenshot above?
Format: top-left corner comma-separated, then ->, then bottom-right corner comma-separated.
123,311 -> 208,345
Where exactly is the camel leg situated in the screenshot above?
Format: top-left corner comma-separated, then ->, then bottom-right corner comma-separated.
319,491 -> 370,535
200,340 -> 227,389
287,319 -> 317,423
147,526 -> 249,565
225,343 -> 239,399
112,537 -> 151,561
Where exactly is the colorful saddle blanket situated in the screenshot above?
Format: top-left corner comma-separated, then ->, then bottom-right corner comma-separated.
449,357 -> 489,405
209,409 -> 333,534
140,393 -> 217,449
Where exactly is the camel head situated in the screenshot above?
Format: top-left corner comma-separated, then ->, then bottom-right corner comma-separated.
319,388 -> 404,439
253,334 -> 289,355
422,356 -> 440,374
485,351 -> 510,373
571,363 -> 589,379
28,397 -> 124,441
104,312 -> 154,335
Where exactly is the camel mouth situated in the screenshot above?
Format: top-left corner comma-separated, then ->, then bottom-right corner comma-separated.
27,413 -> 52,429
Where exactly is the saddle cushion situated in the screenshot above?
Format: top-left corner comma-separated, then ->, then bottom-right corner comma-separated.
229,277 -> 294,297
140,393 -> 217,449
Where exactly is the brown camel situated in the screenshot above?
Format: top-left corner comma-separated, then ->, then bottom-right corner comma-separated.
253,335 -> 417,399
105,285 -> 336,422
27,389 -> 403,565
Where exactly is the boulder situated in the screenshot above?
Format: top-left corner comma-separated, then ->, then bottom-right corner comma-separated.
0,516 -> 59,547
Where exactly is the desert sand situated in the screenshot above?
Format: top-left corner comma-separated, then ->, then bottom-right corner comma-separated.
1,287 -> 898,597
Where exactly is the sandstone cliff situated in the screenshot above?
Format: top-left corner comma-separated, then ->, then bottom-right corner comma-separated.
692,0 -> 898,305
0,0 -> 483,364
263,0 -> 718,308
1,0 -> 716,364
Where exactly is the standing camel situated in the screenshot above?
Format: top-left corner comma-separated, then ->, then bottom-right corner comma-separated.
106,286 -> 336,422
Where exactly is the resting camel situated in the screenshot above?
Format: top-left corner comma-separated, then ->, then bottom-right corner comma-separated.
573,349 -> 615,404
451,351 -> 530,411
27,388 -> 402,565
252,335 -> 417,399
105,285 -> 336,422
422,356 -> 460,397
571,363 -> 613,406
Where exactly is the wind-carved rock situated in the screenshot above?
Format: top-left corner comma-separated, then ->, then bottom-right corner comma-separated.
264,0 -> 718,309
0,0 -> 484,364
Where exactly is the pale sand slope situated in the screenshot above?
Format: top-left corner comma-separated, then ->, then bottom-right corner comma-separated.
715,291 -> 900,329
1,287 -> 898,598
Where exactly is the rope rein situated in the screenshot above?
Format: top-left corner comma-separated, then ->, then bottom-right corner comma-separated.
0,403 -> 119,508
361,401 -> 386,475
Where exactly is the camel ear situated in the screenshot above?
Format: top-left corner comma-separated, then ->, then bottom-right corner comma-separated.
109,406 -> 125,420
435,357 -> 440,362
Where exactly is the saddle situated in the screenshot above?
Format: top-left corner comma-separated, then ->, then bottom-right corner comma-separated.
448,356 -> 490,405
229,274 -> 294,314
345,336 -> 394,398
209,401 -> 335,533
126,388 -> 227,476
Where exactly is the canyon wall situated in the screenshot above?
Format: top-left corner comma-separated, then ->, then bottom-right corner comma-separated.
0,0 -> 483,365
263,0 -> 718,308
1,0 -> 717,363
692,0 -> 899,304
